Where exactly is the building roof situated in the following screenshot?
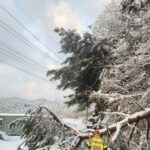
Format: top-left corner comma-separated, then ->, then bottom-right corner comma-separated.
0,113 -> 26,117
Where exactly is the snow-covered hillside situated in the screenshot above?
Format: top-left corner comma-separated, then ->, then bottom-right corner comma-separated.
0,97 -> 85,118
0,97 -> 57,113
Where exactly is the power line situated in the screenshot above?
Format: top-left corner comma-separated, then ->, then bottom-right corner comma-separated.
0,21 -> 51,60
0,20 -> 60,63
0,40 -> 48,71
12,0 -> 62,61
0,4 -> 62,62
0,46 -> 45,73
0,59 -> 49,82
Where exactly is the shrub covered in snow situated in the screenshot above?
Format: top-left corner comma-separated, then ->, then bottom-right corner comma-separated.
0,131 -> 8,141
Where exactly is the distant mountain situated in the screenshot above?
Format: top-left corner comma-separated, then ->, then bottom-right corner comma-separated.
0,97 -> 83,118
0,97 -> 61,114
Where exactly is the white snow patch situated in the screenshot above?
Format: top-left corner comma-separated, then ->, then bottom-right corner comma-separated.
0,136 -> 24,150
62,118 -> 86,131
0,113 -> 26,116
0,131 -> 8,140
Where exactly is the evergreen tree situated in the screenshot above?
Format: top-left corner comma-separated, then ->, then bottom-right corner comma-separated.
47,28 -> 111,111
92,0 -> 150,149
10,107 -> 81,150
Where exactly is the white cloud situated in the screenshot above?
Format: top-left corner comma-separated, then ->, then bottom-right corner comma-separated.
0,0 -> 110,100
46,1 -> 84,33
0,63 -> 18,76
0,63 -> 65,100
47,63 -> 61,70
14,81 -> 52,99
14,80 -> 70,100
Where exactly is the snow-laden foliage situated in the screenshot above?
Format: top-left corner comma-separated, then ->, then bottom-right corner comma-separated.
47,28 -> 112,111
9,107 -> 88,150
94,0 -> 122,39
91,0 -> 150,149
12,1 -> 150,149
9,107 -> 150,150
93,0 -> 150,115
78,108 -> 150,150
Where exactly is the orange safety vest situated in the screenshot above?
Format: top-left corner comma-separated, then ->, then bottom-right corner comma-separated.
86,135 -> 107,150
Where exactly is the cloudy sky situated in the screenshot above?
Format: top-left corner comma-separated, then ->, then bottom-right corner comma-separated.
0,0 -> 110,101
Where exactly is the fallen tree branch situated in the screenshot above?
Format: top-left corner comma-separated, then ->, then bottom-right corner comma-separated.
100,111 -> 129,117
40,107 -> 78,134
82,108 -> 150,137
73,108 -> 150,149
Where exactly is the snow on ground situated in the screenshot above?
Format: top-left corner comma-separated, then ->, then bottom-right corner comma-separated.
0,136 -> 24,150
62,118 -> 86,131
0,136 -> 61,150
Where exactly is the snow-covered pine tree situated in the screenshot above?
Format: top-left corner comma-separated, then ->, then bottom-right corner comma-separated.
91,0 -> 150,149
93,0 -> 150,118
47,28 -> 112,111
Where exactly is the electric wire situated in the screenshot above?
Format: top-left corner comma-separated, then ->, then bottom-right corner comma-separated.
0,20 -> 60,63
12,0 -> 62,61
0,59 -> 49,82
0,4 -> 62,62
0,40 -> 48,71
0,46 -> 45,73
0,4 -> 59,85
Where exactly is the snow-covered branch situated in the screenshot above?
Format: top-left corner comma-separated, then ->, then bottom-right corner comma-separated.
100,111 -> 129,117
73,108 -> 150,149
90,90 -> 142,104
111,123 -> 121,142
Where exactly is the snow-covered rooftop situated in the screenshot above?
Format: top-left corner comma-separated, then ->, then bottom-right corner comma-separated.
0,113 -> 26,117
